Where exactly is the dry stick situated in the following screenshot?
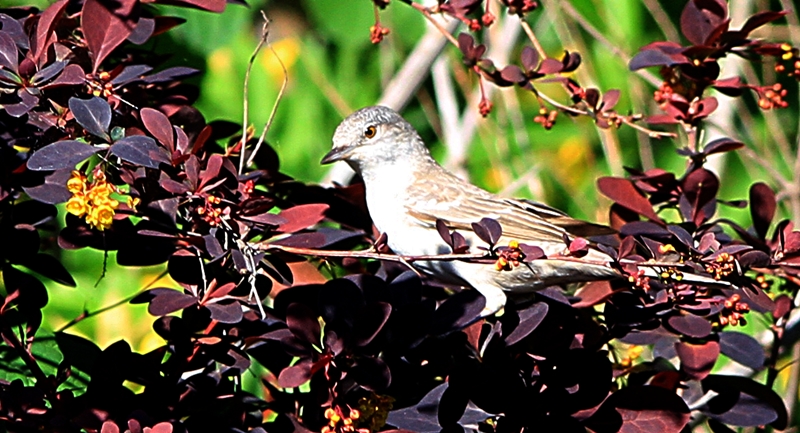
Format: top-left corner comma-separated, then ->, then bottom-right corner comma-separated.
557,1 -> 662,88
640,0 -> 682,43
248,13 -> 289,168
257,242 -> 718,271
238,13 -> 271,176
518,16 -> 546,60
57,268 -> 170,332
536,91 -> 676,139
0,323 -> 52,397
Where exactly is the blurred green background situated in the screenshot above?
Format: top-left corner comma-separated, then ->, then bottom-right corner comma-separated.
10,0 -> 798,407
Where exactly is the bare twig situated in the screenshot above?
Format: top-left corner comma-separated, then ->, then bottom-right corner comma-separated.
238,13 -> 272,175
557,1 -> 662,88
57,268 -> 169,332
518,17 -> 546,60
247,11 -> 288,169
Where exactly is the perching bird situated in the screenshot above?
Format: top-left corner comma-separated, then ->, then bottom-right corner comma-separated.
321,105 -> 624,316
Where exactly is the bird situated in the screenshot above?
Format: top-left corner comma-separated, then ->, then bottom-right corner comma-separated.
320,105 -> 626,316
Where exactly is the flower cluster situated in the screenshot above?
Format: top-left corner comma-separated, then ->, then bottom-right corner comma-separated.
323,406 -> 368,433
355,394 -> 394,432
705,252 -> 736,280
719,294 -> 750,327
65,170 -> 120,231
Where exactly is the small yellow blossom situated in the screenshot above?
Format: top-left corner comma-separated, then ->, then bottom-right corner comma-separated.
66,195 -> 87,217
67,171 -> 86,193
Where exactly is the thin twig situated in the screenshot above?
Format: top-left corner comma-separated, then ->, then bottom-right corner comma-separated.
409,3 -> 460,47
537,91 -> 676,139
518,17 -> 546,59
57,268 -> 169,332
558,1 -> 662,88
238,13 -> 271,176
247,11 -> 288,169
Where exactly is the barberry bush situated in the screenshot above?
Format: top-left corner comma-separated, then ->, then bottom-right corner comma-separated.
2,0 -> 800,432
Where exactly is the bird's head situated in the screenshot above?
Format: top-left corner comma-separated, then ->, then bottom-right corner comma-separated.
321,106 -> 430,172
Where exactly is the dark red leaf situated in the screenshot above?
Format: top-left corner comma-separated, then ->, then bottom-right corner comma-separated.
110,64 -> 153,85
111,135 -> 171,169
680,0 -> 728,46
271,228 -> 363,249
16,253 -> 75,287
682,168 -> 719,225
82,0 -> 139,72
629,49 -> 680,70
749,182 -> 775,240
601,89 -> 620,111
69,96 -> 111,139
667,314 -> 712,338
676,340 -> 719,380
155,0 -> 226,13
702,138 -> 744,156
41,64 -> 86,89
286,303 -> 319,345
127,17 -> 155,44
354,302 -> 392,346
276,203 -> 329,233
471,217 -> 502,245
772,294 -> 792,320
739,11 -> 788,36
145,288 -> 197,316
504,302 -> 548,345
702,375 -> 787,429
0,31 -> 19,74
32,0 -> 68,65
538,58 -> 563,74
141,107 -> 175,153
586,385 -> 690,433
23,169 -> 73,204
573,281 -> 613,308
27,140 -> 99,171
205,300 -> 243,323
143,66 -> 199,83
520,46 -> 539,71
719,331 -> 764,370
101,421 -> 120,433
597,177 -> 662,223
278,360 -> 313,388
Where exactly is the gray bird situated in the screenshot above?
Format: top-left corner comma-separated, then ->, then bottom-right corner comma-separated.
321,105 -> 624,316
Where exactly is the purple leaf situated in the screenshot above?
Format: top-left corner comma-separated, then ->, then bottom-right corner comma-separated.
719,331 -> 764,370
143,66 -> 199,83
23,169 -> 73,204
69,97 -> 111,140
205,300 -> 243,323
111,135 -> 170,169
145,288 -> 197,316
749,182 -> 775,240
111,64 -> 153,85
27,140 -> 99,171
676,340 -> 719,380
667,314 -> 712,338
30,60 -> 66,86
0,30 -> 19,73
504,302 -> 548,345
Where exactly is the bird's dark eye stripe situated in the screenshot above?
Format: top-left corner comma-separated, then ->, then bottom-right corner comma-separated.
364,125 -> 377,138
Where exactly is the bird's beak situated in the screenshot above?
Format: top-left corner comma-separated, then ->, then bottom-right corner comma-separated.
321,146 -> 353,164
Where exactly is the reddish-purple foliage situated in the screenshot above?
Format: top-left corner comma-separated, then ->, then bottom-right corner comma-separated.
0,0 -> 798,432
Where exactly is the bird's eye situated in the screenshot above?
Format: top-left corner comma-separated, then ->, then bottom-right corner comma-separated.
364,125 -> 377,139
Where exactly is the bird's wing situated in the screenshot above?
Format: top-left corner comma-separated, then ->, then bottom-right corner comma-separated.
405,169 -> 614,244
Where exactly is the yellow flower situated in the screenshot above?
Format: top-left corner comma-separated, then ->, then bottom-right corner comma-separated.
67,171 -> 86,194
66,195 -> 87,217
87,204 -> 115,230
